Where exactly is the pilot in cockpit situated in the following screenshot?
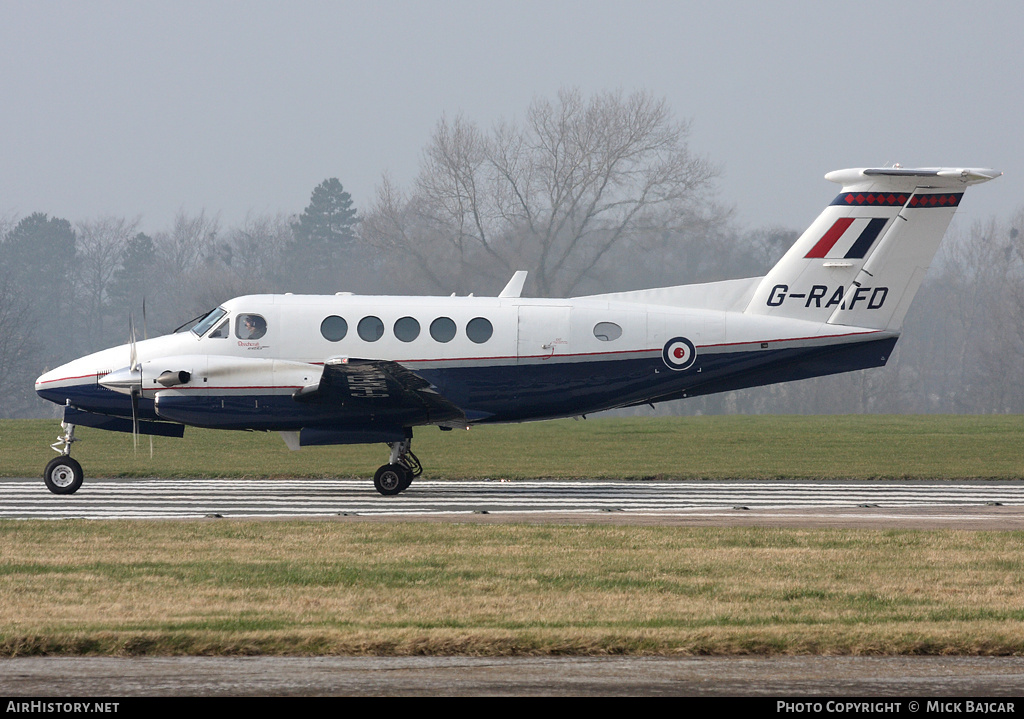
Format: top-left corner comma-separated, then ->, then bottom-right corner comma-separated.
240,314 -> 267,340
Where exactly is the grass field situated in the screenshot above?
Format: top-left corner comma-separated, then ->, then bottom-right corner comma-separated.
2,415 -> 1023,657
2,521 -> 1023,656
3,414 -> 1024,480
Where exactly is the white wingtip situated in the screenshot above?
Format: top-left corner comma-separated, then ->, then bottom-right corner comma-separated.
935,168 -> 1002,184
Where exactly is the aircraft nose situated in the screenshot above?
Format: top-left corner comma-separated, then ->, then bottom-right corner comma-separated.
34,362 -> 82,404
33,342 -> 140,411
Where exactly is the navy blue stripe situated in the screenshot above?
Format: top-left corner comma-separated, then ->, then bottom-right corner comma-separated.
844,217 -> 888,259
44,338 -> 898,431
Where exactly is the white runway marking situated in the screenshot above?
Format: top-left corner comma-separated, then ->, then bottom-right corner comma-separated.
1,478 -> 1022,520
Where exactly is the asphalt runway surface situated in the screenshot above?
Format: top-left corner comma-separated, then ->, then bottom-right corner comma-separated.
4,477 -> 1024,529
3,477 -> 1024,696
3,656 -> 1024,697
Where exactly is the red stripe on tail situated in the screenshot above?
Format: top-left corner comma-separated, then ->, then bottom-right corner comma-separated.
805,218 -> 854,258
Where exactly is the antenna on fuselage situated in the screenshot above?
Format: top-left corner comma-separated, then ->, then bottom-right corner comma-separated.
499,271 -> 528,298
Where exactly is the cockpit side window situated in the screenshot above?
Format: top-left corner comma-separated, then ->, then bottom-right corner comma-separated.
189,308 -> 227,337
236,313 -> 267,340
208,319 -> 230,339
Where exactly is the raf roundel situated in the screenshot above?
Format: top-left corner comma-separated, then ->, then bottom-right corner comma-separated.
662,337 -> 697,371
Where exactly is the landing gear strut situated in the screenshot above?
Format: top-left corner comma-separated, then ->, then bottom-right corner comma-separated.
373,436 -> 422,496
44,421 -> 83,495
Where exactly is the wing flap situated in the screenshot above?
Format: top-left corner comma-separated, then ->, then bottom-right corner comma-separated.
294,358 -> 466,426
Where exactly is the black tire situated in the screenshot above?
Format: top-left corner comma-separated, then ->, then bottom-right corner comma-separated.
398,468 -> 414,492
44,456 -> 83,495
374,464 -> 407,496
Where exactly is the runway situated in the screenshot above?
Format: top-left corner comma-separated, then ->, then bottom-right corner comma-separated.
3,655 -> 1024,697
2,477 -> 1023,528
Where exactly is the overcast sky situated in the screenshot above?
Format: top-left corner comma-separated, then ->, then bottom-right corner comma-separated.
1,0 -> 1019,240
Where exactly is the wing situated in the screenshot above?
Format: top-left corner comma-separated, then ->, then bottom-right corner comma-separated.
293,357 -> 466,426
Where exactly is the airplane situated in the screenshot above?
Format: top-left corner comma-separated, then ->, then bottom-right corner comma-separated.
34,166 -> 1001,496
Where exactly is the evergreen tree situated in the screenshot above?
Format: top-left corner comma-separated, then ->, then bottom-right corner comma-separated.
288,178 -> 358,292
0,213 -> 79,362
1,213 -> 77,296
108,232 -> 157,316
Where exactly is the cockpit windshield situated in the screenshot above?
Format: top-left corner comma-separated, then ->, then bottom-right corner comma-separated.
185,307 -> 228,337
173,314 -> 204,334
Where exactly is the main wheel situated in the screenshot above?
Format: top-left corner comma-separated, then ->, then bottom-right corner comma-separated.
398,468 -> 415,492
374,464 -> 408,496
44,456 -> 83,495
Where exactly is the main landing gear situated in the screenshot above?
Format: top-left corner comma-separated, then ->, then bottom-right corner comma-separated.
42,420 -> 425,497
373,437 -> 422,496
44,421 -> 83,495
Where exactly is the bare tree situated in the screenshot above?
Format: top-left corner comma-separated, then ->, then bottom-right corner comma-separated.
147,209 -> 222,330
180,213 -> 295,315
75,216 -> 140,350
0,212 -> 17,242
227,212 -> 293,285
364,88 -> 720,296
159,208 -> 221,271
901,217 -> 1024,413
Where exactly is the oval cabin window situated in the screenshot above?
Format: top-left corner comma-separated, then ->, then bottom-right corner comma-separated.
357,316 -> 384,342
394,316 -> 420,342
466,317 -> 493,344
321,316 -> 348,342
593,322 -> 622,341
430,317 -> 457,343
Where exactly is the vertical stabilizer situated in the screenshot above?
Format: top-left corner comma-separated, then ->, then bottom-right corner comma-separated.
745,167 -> 1000,330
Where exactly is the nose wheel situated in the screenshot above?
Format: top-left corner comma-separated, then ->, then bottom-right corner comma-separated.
44,456 -> 84,495
44,421 -> 84,495
373,437 -> 422,496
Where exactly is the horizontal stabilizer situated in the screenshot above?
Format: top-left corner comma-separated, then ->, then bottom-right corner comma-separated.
745,166 -> 1000,331
828,167 -> 1002,186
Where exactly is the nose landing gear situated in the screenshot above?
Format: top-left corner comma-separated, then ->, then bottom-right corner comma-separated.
44,421 -> 83,495
373,437 -> 422,496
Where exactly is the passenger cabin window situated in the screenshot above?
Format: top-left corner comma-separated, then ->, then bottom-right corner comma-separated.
394,316 -> 420,342
593,322 -> 622,341
236,314 -> 267,340
466,317 -> 493,344
321,316 -> 348,342
358,316 -> 384,342
430,317 -> 456,343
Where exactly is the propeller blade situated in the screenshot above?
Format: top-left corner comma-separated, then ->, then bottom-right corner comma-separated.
129,312 -> 138,372
127,309 -> 142,453
131,387 -> 139,453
